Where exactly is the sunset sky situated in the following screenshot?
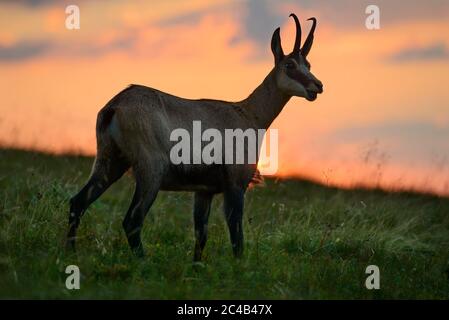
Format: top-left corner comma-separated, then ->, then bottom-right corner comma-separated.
1,0 -> 449,195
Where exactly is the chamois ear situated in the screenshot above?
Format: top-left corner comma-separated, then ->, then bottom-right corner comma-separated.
271,27 -> 284,64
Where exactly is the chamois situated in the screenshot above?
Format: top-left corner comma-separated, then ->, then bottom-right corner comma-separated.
67,13 -> 323,260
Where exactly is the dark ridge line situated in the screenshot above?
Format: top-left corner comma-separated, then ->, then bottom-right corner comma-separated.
1,146 -> 447,200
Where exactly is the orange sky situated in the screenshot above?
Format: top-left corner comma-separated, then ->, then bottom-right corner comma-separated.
1,0 -> 449,196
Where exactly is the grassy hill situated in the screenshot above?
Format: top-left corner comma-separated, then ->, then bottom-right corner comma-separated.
0,148 -> 448,299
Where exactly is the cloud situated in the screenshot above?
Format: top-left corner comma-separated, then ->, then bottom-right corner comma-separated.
156,3 -> 232,27
282,0 -> 449,27
231,0 -> 449,49
332,121 -> 449,143
240,0 -> 283,46
388,43 -> 449,63
0,32 -> 137,61
156,10 -> 206,27
13,0 -> 84,7
4,0 -> 449,63
15,0 -> 54,6
326,121 -> 449,165
226,0 -> 285,61
74,31 -> 137,56
0,41 -> 50,61
153,0 -> 285,53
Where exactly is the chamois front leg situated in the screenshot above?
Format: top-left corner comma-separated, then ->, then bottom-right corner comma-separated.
223,187 -> 245,258
193,192 -> 213,261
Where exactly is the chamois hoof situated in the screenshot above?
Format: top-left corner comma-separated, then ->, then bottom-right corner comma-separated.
132,246 -> 145,258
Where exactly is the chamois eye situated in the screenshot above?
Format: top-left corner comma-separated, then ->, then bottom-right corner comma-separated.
285,62 -> 295,69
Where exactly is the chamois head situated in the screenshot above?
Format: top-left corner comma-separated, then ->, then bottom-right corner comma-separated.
271,14 -> 323,101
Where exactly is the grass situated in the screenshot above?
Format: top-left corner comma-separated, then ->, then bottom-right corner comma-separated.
0,148 -> 448,299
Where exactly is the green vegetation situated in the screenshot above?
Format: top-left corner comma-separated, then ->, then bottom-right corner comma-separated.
0,148 -> 448,299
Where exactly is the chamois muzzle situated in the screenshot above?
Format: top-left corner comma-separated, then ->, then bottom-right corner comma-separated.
305,79 -> 323,101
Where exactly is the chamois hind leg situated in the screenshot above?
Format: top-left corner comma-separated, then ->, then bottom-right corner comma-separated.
66,153 -> 129,251
122,160 -> 162,257
223,187 -> 245,258
193,192 -> 213,261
